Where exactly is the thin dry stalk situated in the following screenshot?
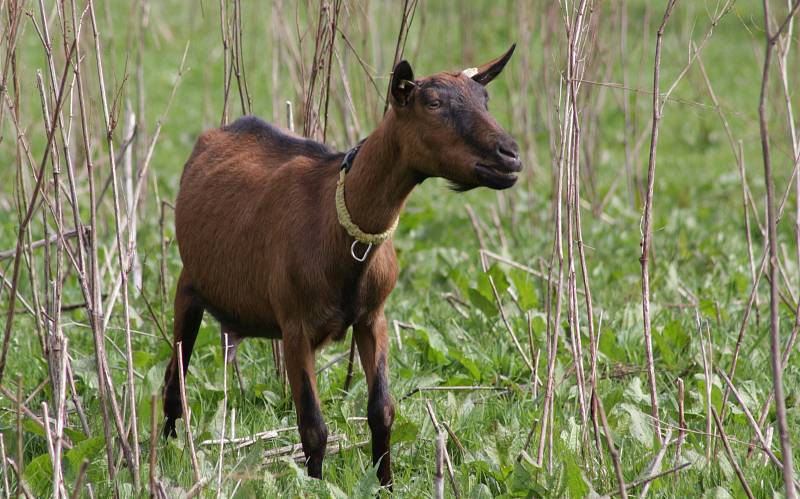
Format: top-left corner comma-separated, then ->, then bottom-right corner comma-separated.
383,0 -> 418,114
433,430 -> 444,499
0,229 -> 84,260
100,45 -> 190,331
674,378 -> 686,468
608,462 -> 691,497
618,1 -> 635,207
750,302 -> 800,456
520,417 -> 539,460
333,46 -> 362,141
0,384 -> 54,434
0,39 -> 76,386
424,400 -> 459,498
301,1 -> 340,139
262,434 -> 348,462
401,385 -> 506,401
0,433 -> 8,498
67,1 -> 120,486
393,320 -> 405,351
639,0 -> 677,443
219,0 -> 231,125
217,334 -> 229,498
321,0 -> 342,142
231,0 -> 252,116
68,459 -> 89,499
698,317 -> 713,463
122,107 -> 141,291
716,122 -> 800,418
342,335 -> 357,392
659,2 -> 733,105
465,204 -> 488,251
538,31 -> 569,467
594,391 -> 627,499
758,2 -> 799,496
468,208 -> 533,373
696,57 -> 761,332
87,0 -> 141,485
480,249 -> 580,292
177,342 -> 202,484
51,337 -> 68,499
711,408 -> 754,499
638,429 -> 672,498
200,427 -> 295,451
484,270 -> 534,372
718,368 -> 800,492
182,478 -> 210,499
442,422 -> 466,457
149,394 -> 158,498
34,4 -> 73,392
42,404 -> 58,496
696,51 -> 766,416
5,459 -> 32,499
16,376 -> 23,488
775,7 -> 800,299
562,0 -> 594,434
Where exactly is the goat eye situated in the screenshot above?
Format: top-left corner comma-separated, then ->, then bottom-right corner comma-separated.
427,100 -> 441,110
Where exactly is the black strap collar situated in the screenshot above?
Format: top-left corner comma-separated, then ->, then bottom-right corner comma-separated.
340,138 -> 366,173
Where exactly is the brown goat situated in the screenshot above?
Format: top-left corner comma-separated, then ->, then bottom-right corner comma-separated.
162,45 -> 521,487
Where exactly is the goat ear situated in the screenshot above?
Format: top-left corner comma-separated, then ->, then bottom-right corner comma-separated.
390,60 -> 416,107
469,43 -> 516,86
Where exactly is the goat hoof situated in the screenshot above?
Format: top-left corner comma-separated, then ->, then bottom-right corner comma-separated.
163,418 -> 178,439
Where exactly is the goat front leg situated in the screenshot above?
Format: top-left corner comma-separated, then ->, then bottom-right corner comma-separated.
163,270 -> 205,438
354,310 -> 395,487
283,328 -> 328,479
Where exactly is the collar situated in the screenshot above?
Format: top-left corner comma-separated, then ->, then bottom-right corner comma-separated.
335,140 -> 399,261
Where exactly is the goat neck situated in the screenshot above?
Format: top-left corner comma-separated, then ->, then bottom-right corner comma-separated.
339,110 -> 419,237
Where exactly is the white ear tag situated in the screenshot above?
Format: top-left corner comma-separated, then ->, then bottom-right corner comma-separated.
461,67 -> 478,78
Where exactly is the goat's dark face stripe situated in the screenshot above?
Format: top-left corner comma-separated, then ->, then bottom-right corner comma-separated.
419,78 -> 497,160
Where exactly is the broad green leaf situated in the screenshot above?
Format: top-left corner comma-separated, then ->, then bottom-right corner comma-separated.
599,329 -> 626,363
654,320 -> 690,367
560,416 -> 580,452
450,348 -> 482,381
468,287 -> 498,317
623,377 -> 651,406
352,462 -> 381,498
23,419 -> 46,438
65,436 -> 104,474
563,449 -> 589,498
410,328 -> 448,365
703,486 -> 734,499
510,458 -> 547,497
615,402 -> 654,448
23,453 -> 52,497
392,417 -> 420,444
510,269 -> 539,311
487,265 -> 511,296
63,427 -> 87,444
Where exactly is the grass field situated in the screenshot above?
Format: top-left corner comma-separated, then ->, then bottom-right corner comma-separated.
2,0 -> 800,497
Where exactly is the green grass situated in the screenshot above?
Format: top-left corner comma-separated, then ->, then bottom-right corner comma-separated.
2,0 -> 800,497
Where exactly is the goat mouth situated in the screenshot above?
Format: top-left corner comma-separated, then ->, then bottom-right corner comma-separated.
475,163 -> 518,189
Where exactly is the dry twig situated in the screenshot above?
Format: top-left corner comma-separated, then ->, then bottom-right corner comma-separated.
639,0 -> 677,443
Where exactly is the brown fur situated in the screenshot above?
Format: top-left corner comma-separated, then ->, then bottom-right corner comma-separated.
162,45 -> 521,487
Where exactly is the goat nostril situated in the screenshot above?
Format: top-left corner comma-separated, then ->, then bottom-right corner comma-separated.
497,144 -> 519,160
